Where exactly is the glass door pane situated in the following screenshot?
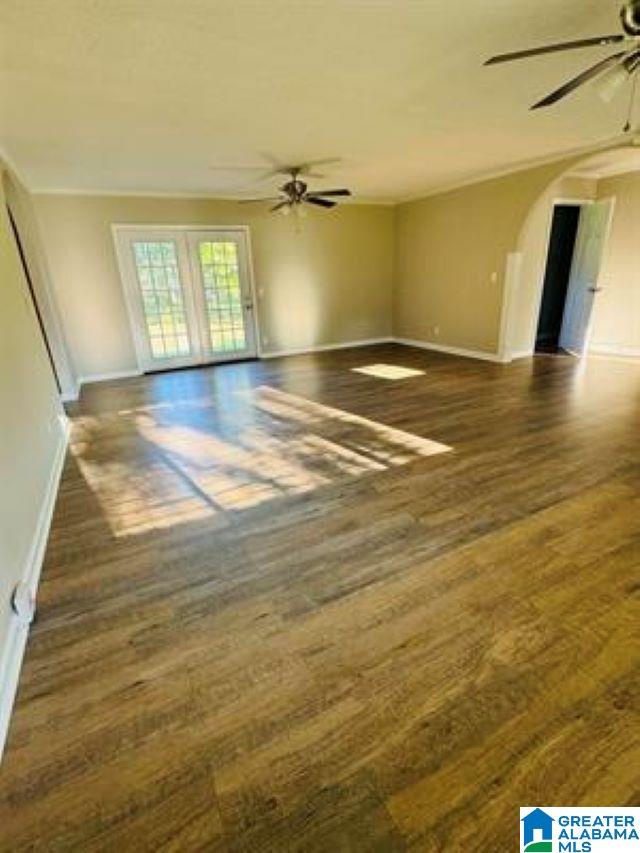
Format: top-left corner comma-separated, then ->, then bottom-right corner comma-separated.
188,231 -> 257,361
115,227 -> 257,373
199,240 -> 246,353
132,240 -> 191,361
115,229 -> 202,372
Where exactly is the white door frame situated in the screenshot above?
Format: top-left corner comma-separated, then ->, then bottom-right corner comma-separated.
526,197 -> 595,357
112,224 -> 262,373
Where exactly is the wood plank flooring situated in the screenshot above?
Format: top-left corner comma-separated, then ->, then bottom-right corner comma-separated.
1,344 -> 639,851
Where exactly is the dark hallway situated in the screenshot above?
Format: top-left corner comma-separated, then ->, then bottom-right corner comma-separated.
535,204 -> 581,354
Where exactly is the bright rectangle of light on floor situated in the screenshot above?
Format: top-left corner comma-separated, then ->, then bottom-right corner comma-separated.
351,364 -> 425,380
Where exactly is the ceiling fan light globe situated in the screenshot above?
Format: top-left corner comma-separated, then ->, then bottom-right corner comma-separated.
621,0 -> 640,35
596,63 -> 632,102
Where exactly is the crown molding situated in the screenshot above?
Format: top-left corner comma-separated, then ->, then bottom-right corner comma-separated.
8,131 -> 640,206
396,132 -> 634,204
29,186 -> 396,205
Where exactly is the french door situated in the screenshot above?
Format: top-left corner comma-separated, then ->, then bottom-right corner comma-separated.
114,227 -> 257,372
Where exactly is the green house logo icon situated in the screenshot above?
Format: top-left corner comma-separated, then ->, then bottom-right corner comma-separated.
522,808 -> 554,852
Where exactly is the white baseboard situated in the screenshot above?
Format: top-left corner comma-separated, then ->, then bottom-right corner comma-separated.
77,368 -> 142,388
261,337 -> 394,359
509,349 -> 534,361
589,343 -> 640,359
60,381 -> 80,403
71,336 -> 536,393
0,414 -> 70,761
394,337 -> 505,363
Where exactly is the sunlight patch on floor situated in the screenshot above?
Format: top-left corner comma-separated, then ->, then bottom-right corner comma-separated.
351,364 -> 425,380
71,385 -> 451,537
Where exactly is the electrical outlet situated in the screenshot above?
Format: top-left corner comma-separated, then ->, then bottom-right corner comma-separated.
433,325 -> 440,337
11,583 -> 35,626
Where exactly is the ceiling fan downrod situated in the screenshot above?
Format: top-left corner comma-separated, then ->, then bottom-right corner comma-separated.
621,0 -> 640,36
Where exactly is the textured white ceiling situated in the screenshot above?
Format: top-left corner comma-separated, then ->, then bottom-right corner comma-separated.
0,0 -> 633,200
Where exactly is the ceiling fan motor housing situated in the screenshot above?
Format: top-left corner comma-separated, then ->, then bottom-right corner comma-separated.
282,179 -> 308,203
622,0 -> 640,35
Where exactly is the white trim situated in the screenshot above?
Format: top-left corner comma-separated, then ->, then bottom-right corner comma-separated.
71,335 -> 554,385
111,223 -> 256,233
60,380 -> 81,402
261,337 -> 394,359
0,414 -> 69,761
498,252 -> 523,362
60,388 -> 79,403
78,369 -> 142,386
243,227 -> 263,358
394,337 -> 505,363
31,189 -> 393,205
0,147 -> 27,185
26,139 -> 632,205
524,197 -> 595,357
589,343 -> 640,359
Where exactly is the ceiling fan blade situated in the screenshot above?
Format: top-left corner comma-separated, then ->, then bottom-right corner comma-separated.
305,197 -> 337,209
271,201 -> 290,212
298,158 -> 342,172
238,196 -> 283,204
307,189 -> 352,197
531,50 -> 629,109
259,158 -> 342,181
485,34 -> 627,65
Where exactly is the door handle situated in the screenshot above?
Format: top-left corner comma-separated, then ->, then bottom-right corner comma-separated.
588,287 -> 603,293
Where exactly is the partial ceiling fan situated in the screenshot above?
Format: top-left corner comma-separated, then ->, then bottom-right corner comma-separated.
239,165 -> 352,213
485,0 -> 640,113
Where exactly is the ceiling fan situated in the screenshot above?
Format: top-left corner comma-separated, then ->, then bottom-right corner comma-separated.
239,165 -> 352,213
485,0 -> 640,112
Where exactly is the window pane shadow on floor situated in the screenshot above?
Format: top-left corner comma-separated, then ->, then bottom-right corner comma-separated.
69,385 -> 452,538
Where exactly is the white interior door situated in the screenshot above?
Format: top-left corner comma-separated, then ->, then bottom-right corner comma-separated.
559,200 -> 614,356
115,227 -> 257,372
187,230 -> 257,362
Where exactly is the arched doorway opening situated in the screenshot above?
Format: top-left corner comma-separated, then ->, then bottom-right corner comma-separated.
502,144 -> 640,361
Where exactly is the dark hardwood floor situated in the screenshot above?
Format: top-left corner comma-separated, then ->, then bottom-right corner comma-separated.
1,343 -> 639,851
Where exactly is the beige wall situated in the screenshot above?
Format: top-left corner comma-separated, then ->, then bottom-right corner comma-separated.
26,144 -> 636,375
590,172 -> 640,356
32,195 -> 395,378
393,145 -> 635,361
0,167 -> 65,722
392,156 -> 582,355
394,179 -> 512,354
